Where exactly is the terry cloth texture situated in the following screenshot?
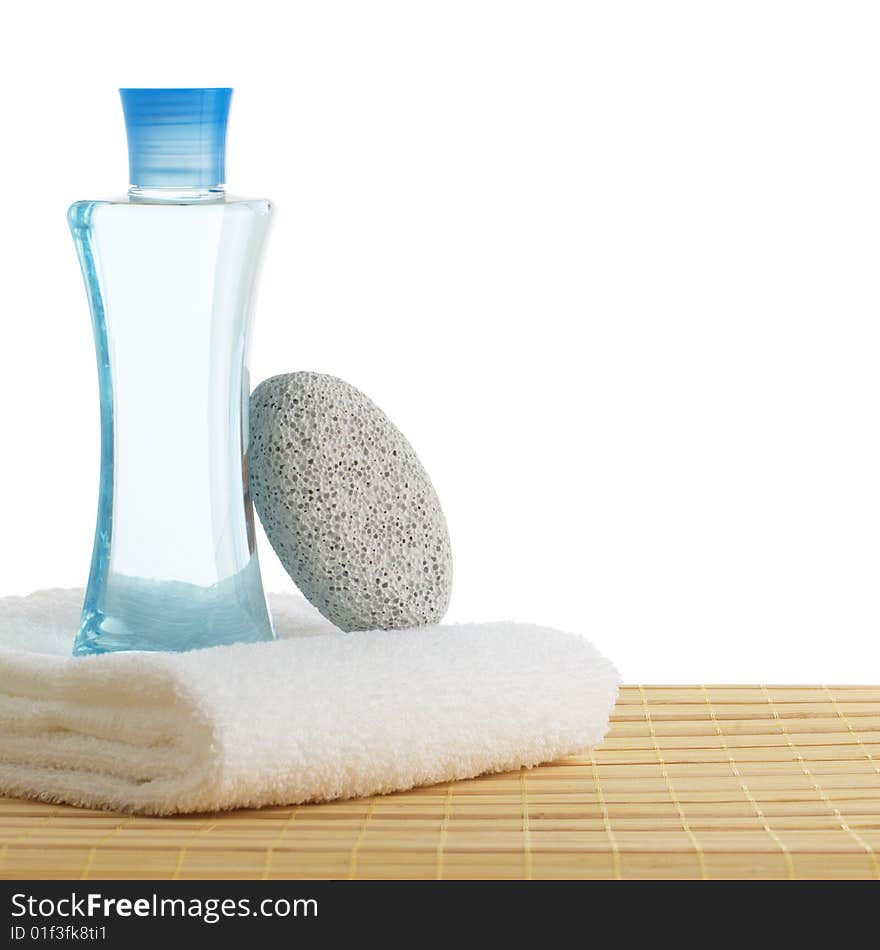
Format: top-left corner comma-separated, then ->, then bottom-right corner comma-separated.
0,589 -> 619,815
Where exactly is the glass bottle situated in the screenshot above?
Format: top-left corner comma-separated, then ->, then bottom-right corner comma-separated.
69,88 -> 277,654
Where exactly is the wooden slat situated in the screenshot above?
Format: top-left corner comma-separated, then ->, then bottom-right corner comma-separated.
0,685 -> 878,880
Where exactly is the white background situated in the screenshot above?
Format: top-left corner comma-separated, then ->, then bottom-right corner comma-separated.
1,1 -> 878,681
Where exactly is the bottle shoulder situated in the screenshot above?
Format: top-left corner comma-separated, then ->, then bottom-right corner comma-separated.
68,195 -> 272,228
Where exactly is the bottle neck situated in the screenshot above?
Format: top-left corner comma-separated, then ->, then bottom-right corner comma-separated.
128,184 -> 226,203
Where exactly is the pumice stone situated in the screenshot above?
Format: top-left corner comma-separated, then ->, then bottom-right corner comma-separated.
249,372 -> 453,631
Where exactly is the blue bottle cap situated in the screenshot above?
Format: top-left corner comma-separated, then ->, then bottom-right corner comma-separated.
119,88 -> 232,190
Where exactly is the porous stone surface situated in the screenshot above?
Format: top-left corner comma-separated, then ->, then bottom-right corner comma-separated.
249,372 -> 452,631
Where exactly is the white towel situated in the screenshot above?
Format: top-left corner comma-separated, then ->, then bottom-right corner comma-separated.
0,588 -> 619,815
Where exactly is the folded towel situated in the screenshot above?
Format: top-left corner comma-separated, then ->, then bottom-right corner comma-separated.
0,588 -> 619,815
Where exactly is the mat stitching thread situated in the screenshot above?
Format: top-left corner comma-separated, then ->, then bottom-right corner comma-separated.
822,685 -> 880,775
347,800 -> 376,880
700,685 -> 795,879
80,816 -> 135,880
435,785 -> 454,881
761,685 -> 880,880
0,807 -> 60,869
520,769 -> 533,880
589,751 -> 621,880
637,684 -> 708,879
262,807 -> 300,880
171,821 -> 217,880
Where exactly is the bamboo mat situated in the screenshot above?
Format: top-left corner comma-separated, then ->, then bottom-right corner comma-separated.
1,685 -> 879,880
